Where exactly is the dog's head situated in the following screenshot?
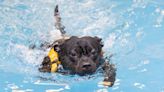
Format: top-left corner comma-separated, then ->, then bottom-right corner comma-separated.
58,36 -> 103,75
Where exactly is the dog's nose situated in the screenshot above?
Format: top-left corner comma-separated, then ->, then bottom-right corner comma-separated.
82,62 -> 91,69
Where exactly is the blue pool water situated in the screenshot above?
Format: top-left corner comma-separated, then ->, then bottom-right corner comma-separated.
0,0 -> 164,92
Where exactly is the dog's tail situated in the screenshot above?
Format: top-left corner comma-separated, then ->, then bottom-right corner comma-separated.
54,5 -> 66,36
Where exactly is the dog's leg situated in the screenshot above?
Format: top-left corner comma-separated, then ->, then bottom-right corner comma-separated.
39,5 -> 70,49
32,5 -> 67,50
31,5 -> 69,50
102,60 -> 116,87
54,5 -> 66,36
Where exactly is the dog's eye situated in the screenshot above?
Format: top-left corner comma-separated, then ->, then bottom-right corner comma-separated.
91,49 -> 96,55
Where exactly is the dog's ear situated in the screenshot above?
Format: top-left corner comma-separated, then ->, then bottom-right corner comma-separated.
94,36 -> 102,42
54,44 -> 60,52
53,40 -> 62,52
94,36 -> 104,47
53,38 -> 69,52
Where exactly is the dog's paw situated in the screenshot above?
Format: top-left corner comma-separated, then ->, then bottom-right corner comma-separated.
102,81 -> 113,87
98,81 -> 113,87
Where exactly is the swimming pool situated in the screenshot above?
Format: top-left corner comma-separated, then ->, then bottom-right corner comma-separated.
0,0 -> 164,92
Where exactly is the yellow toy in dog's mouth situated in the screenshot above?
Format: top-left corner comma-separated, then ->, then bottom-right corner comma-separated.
48,48 -> 61,72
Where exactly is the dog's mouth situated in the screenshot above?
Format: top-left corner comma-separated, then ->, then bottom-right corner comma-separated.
75,68 -> 96,76
74,61 -> 97,76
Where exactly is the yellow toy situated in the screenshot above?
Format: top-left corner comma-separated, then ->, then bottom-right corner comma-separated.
48,48 -> 61,72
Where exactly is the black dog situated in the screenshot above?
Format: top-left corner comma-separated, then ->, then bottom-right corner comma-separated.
38,5 -> 116,86
58,36 -> 103,75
